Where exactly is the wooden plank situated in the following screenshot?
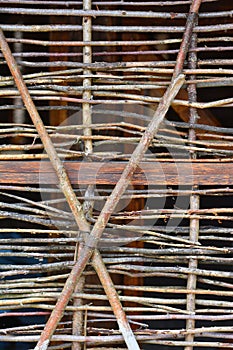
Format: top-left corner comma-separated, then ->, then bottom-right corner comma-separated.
0,160 -> 232,186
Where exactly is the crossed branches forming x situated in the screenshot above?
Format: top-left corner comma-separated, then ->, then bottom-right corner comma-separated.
0,0 -> 202,348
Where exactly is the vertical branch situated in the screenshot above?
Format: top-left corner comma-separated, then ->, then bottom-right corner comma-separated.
82,0 -> 94,214
72,1 -> 93,348
13,29 -> 25,142
82,0 -> 93,155
185,18 -> 200,350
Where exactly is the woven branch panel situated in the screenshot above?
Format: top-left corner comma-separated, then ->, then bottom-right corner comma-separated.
0,1 -> 232,349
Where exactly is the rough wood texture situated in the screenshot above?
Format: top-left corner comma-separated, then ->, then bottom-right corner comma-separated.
0,160 -> 232,186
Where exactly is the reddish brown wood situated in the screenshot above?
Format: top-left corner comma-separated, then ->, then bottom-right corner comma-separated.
0,160 -> 232,186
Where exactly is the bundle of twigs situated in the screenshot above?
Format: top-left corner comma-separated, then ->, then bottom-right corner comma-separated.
0,0 -> 232,349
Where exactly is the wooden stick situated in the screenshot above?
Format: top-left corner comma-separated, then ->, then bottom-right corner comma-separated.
185,18 -> 200,350
1,160 -> 233,186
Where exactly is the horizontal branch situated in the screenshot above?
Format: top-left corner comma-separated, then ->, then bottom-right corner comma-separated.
0,160 -> 233,185
0,8 -> 231,18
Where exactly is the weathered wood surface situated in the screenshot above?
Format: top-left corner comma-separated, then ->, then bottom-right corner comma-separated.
0,160 -> 232,185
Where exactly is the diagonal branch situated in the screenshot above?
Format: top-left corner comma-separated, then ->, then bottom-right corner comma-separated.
0,28 -> 140,350
31,0 -> 202,347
